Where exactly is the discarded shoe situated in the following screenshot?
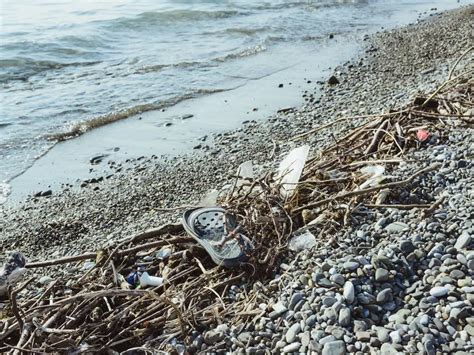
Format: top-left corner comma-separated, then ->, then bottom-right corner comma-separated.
182,207 -> 252,267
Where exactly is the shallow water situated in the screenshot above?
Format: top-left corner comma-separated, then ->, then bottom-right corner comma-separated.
0,0 -> 467,202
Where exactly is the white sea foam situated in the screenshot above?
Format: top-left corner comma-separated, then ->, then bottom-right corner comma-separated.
0,182 -> 11,205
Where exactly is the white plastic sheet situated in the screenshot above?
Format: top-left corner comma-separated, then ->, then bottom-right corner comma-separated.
277,145 -> 310,199
289,230 -> 317,252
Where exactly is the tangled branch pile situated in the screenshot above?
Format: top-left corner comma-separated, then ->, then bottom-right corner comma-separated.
1,61 -> 472,353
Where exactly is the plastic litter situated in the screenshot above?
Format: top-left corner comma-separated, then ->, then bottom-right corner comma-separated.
359,165 -> 386,190
277,145 -> 310,199
0,251 -> 27,295
360,165 -> 385,176
126,266 -> 164,288
416,129 -> 430,142
288,230 -> 317,251
156,248 -> 172,260
126,266 -> 144,287
199,189 -> 219,207
139,272 -> 164,288
82,261 -> 95,270
236,160 -> 254,187
183,206 -> 253,267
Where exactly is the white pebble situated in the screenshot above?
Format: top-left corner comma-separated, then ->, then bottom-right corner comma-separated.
429,286 -> 448,297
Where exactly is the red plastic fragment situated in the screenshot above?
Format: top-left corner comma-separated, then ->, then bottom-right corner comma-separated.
416,129 -> 429,142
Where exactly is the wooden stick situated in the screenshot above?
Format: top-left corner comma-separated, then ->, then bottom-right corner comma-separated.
422,196 -> 446,218
12,323 -> 32,355
25,236 -> 190,269
25,252 -> 97,269
346,159 -> 407,167
53,289 -> 153,307
32,317 -> 77,334
292,109 -> 410,141
103,223 -> 184,266
365,119 -> 389,155
365,203 -> 431,209
8,286 -> 23,331
293,163 -> 441,213
8,277 -> 34,330
448,46 -> 473,80
422,68 -> 474,107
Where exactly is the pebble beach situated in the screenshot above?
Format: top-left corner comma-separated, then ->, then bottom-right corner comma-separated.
1,5 -> 473,354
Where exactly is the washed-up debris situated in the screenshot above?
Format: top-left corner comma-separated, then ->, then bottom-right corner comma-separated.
288,230 -> 317,252
82,260 -> 95,270
277,145 -> 310,199
416,129 -> 430,142
182,206 -> 252,267
156,247 -> 172,260
139,271 -> 164,288
358,165 -> 386,189
1,61 -> 472,353
126,265 -> 145,287
198,189 -> 219,206
236,160 -> 254,187
0,252 -> 26,296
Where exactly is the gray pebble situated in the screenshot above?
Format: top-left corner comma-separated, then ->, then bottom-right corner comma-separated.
285,323 -> 301,343
322,340 -> 346,355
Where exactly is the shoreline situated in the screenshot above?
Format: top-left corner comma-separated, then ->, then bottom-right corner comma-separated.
1,5 -> 473,353
1,6 -> 471,255
0,8 -> 468,253
2,2 -> 461,204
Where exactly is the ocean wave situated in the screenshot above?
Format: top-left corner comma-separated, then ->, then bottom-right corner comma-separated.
0,58 -> 101,82
112,9 -> 246,29
202,26 -> 271,36
133,60 -> 202,74
250,1 -> 345,12
46,88 -> 227,142
133,45 -> 267,76
213,45 -> 267,63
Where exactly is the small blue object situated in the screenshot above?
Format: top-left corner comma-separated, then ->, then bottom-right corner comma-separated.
126,266 -> 145,287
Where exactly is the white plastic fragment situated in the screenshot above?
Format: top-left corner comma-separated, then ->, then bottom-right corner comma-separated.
156,248 -> 172,260
236,160 -> 254,187
277,145 -> 310,199
82,261 -> 96,270
360,165 -> 385,176
139,272 -> 164,288
199,189 -> 219,207
289,230 -> 317,252
0,251 -> 26,295
358,165 -> 386,190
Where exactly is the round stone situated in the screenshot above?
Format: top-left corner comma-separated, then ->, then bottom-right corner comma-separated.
430,286 -> 449,298
339,307 -> 351,327
322,340 -> 346,355
449,270 -> 465,279
400,240 -> 415,254
285,323 -> 301,343
343,281 -> 355,304
377,288 -> 392,304
283,342 -> 301,353
343,261 -> 359,271
375,268 -> 390,282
